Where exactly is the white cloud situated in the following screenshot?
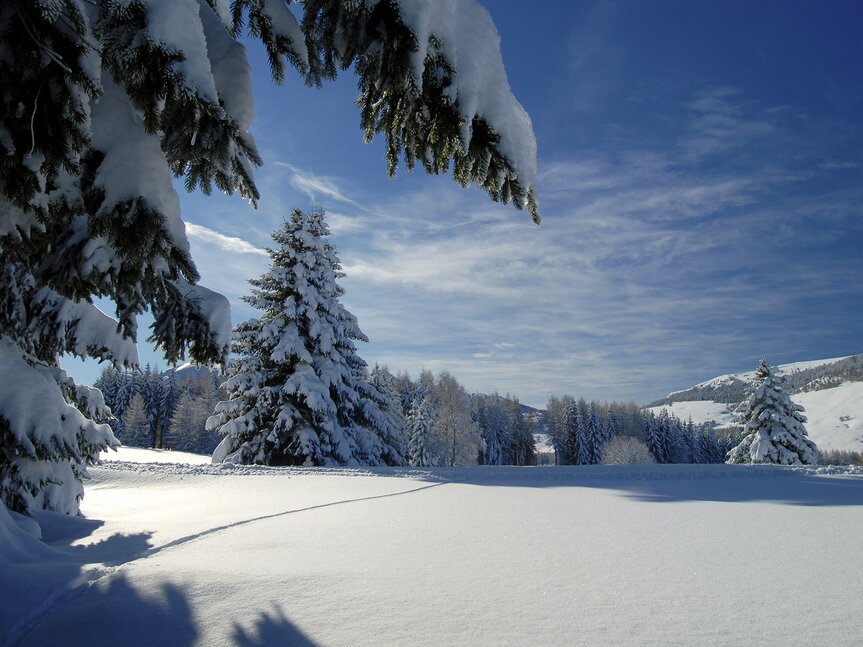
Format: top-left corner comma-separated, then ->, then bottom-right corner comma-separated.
274,162 -> 365,209
185,222 -> 267,256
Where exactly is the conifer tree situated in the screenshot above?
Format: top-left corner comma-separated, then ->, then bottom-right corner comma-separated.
479,394 -> 509,466
604,407 -> 618,444
505,396 -> 535,466
645,413 -> 667,464
585,401 -> 604,464
727,358 -> 817,465
562,399 -> 580,465
365,366 -> 409,465
574,403 -> 591,465
209,208 -> 404,466
407,395 -> 436,467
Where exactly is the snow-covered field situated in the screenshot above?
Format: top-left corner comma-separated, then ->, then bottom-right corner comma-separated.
3,448 -> 863,646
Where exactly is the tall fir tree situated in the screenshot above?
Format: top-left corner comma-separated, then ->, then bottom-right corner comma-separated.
584,401 -> 604,465
407,394 -> 436,467
561,398 -> 580,465
727,358 -> 817,465
645,413 -> 667,464
1,2 -> 538,514
208,208 -> 404,466
505,396 -> 536,466
479,394 -> 509,466
574,403 -> 590,465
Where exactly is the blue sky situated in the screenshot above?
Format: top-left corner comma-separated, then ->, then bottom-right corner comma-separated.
67,0 -> 862,408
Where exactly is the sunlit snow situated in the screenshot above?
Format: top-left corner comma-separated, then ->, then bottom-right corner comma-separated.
3,448 -> 862,646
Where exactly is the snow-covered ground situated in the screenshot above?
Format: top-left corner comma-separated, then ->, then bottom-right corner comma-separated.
101,446 -> 212,465
3,448 -> 863,646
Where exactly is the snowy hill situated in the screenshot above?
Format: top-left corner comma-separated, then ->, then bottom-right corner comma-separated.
3,448 -> 863,646
647,355 -> 863,452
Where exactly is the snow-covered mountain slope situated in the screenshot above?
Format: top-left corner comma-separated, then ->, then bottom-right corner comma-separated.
647,355 -> 863,452
3,450 -> 863,646
680,355 -> 853,394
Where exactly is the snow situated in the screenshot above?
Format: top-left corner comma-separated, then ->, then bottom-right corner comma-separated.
175,279 -> 232,356
102,446 -> 212,465
645,400 -> 736,428
395,0 -> 537,198
794,382 -> 863,452
90,78 -> 190,259
4,452 -> 863,646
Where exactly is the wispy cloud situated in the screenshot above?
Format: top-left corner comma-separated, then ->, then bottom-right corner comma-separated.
274,162 -> 365,209
185,222 -> 268,256
682,87 -> 777,160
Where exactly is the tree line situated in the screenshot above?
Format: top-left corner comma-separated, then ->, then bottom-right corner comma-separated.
544,397 -> 730,465
95,365 -> 225,455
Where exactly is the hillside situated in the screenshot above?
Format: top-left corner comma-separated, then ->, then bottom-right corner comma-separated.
646,355 -> 863,452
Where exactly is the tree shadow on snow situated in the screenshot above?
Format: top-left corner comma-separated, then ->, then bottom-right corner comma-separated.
13,573 -> 199,647
1,510 -> 163,645
233,605 -> 319,646
426,464 -> 863,507
32,508 -> 154,565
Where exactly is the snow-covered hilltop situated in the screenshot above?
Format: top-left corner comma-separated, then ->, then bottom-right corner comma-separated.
646,355 -> 863,453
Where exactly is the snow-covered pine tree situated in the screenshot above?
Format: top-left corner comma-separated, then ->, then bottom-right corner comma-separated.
140,364 -> 163,447
584,401 -> 604,464
209,208 -> 401,466
504,396 -> 535,466
542,395 -> 568,464
727,358 -> 818,465
561,398 -> 580,465
644,412 -> 667,464
574,402 -> 590,465
362,366 -> 408,466
604,407 -> 618,444
1,1 -> 538,514
158,369 -> 181,448
407,394 -> 436,467
478,394 -> 509,465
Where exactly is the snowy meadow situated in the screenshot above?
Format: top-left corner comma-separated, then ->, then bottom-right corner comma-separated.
3,448 -> 863,646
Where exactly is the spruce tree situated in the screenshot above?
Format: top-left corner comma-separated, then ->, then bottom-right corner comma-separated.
727,358 -> 817,465
505,396 -> 536,466
209,208 -> 404,466
407,395 -> 436,467
574,403 -> 590,465
478,394 -> 508,465
644,413 -> 667,464
585,401 -> 604,464
561,399 -> 580,465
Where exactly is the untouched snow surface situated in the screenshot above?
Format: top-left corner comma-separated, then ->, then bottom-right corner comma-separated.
3,448 -> 863,646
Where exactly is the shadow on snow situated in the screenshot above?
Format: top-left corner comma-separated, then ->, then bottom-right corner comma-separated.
424,463 -> 863,507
